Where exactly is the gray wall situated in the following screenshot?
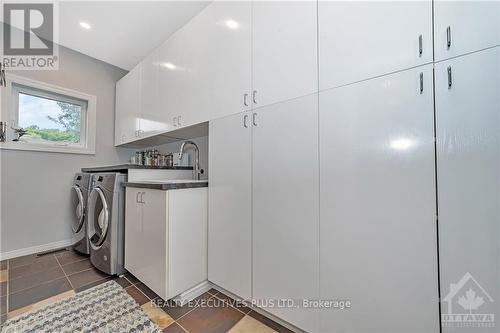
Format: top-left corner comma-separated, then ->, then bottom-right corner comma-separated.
0,45 -> 129,255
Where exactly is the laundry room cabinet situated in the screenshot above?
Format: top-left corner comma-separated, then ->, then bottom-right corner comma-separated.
434,0 -> 500,61
208,111 -> 252,300
125,187 -> 208,300
319,65 -> 440,332
435,47 -> 500,329
115,63 -> 141,146
318,0 -> 433,90
208,94 -> 319,332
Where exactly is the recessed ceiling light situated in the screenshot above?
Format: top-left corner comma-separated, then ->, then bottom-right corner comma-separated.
225,19 -> 239,30
79,21 -> 91,30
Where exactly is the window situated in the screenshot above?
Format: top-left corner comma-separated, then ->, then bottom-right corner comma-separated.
1,75 -> 96,154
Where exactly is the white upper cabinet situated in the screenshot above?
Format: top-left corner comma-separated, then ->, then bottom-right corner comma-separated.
320,66 -> 439,332
435,48 -> 500,330
140,49 -> 172,138
208,112 -> 252,300
158,1 -> 252,126
115,63 -> 141,146
252,1 -> 318,108
319,0 -> 433,90
434,1 -> 500,61
252,94 -> 319,332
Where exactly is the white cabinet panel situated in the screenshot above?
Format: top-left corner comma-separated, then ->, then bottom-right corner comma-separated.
115,64 -> 141,145
168,188 -> 208,298
252,1 -> 317,108
252,94 -> 319,332
140,49 -> 171,138
159,1 -> 251,125
319,0 -> 432,90
140,189 -> 168,300
320,66 -> 439,332
435,48 -> 500,332
208,112 -> 252,300
434,1 -> 500,61
125,188 -> 143,279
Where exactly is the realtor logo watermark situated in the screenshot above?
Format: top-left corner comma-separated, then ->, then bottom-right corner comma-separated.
2,2 -> 59,70
441,272 -> 496,330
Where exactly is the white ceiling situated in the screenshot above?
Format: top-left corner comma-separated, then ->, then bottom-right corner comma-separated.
58,1 -> 211,70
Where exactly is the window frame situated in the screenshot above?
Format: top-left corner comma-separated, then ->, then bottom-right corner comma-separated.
1,74 -> 97,155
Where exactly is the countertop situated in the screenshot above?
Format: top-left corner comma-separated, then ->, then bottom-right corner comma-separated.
81,164 -> 193,173
123,180 -> 208,191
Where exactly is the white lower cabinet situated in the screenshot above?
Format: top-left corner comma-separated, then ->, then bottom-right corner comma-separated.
125,187 -> 207,300
208,112 -> 252,300
319,65 -> 440,332
435,47 -> 500,332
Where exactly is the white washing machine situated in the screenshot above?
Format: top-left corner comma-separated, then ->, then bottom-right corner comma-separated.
71,173 -> 91,254
87,173 -> 127,275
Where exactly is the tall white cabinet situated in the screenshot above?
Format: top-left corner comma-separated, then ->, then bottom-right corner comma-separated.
115,64 -> 141,145
435,48 -> 500,332
318,0 -> 433,90
319,66 -> 440,332
208,112 -> 252,300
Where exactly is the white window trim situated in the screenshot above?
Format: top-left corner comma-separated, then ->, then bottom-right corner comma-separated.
0,74 -> 96,155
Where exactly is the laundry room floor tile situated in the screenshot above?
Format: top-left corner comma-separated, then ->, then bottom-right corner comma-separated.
0,270 -> 7,283
67,267 -> 108,289
9,266 -> 65,294
61,258 -> 93,275
1,250 -> 286,333
0,261 -> 7,270
8,277 -> 72,311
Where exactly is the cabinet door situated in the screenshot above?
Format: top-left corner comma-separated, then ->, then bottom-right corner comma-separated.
168,188 -> 208,298
124,188 -> 144,281
319,1 -> 432,90
208,112 -> 252,300
159,1 -> 251,126
115,64 -> 141,145
140,49 -> 171,138
320,66 -> 439,332
140,189 -> 168,300
434,1 -> 500,61
252,0 -> 317,108
435,48 -> 500,331
252,94 -> 319,332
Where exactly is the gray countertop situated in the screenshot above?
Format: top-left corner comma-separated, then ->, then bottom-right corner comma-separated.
124,180 -> 208,190
82,164 -> 193,173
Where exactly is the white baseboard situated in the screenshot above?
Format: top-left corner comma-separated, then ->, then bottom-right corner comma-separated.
172,280 -> 213,305
0,238 -> 75,260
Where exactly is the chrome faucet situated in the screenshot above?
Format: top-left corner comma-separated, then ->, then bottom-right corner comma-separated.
179,140 -> 201,180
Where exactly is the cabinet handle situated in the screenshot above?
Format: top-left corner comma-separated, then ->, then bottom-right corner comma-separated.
418,35 -> 423,57
243,114 -> 249,128
173,117 -> 177,127
446,26 -> 452,49
136,192 -> 141,203
178,116 -> 182,127
141,192 -> 146,204
252,113 -> 258,127
252,90 -> 258,104
419,72 -> 424,94
243,93 -> 249,107
447,66 -> 452,89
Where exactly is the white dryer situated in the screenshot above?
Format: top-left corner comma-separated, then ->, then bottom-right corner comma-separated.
87,173 -> 127,275
71,173 -> 91,254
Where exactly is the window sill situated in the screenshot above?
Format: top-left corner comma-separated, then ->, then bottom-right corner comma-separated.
0,141 -> 95,155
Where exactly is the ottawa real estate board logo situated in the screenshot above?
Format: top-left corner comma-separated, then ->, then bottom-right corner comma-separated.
441,272 -> 496,330
2,2 -> 59,70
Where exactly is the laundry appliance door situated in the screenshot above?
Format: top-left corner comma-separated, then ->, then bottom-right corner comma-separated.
88,187 -> 109,250
71,185 -> 85,233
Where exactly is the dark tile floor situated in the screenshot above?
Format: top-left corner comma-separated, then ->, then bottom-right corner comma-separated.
0,248 -> 294,333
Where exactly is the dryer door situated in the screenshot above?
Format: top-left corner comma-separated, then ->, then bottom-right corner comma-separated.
87,187 -> 109,250
71,185 -> 85,233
